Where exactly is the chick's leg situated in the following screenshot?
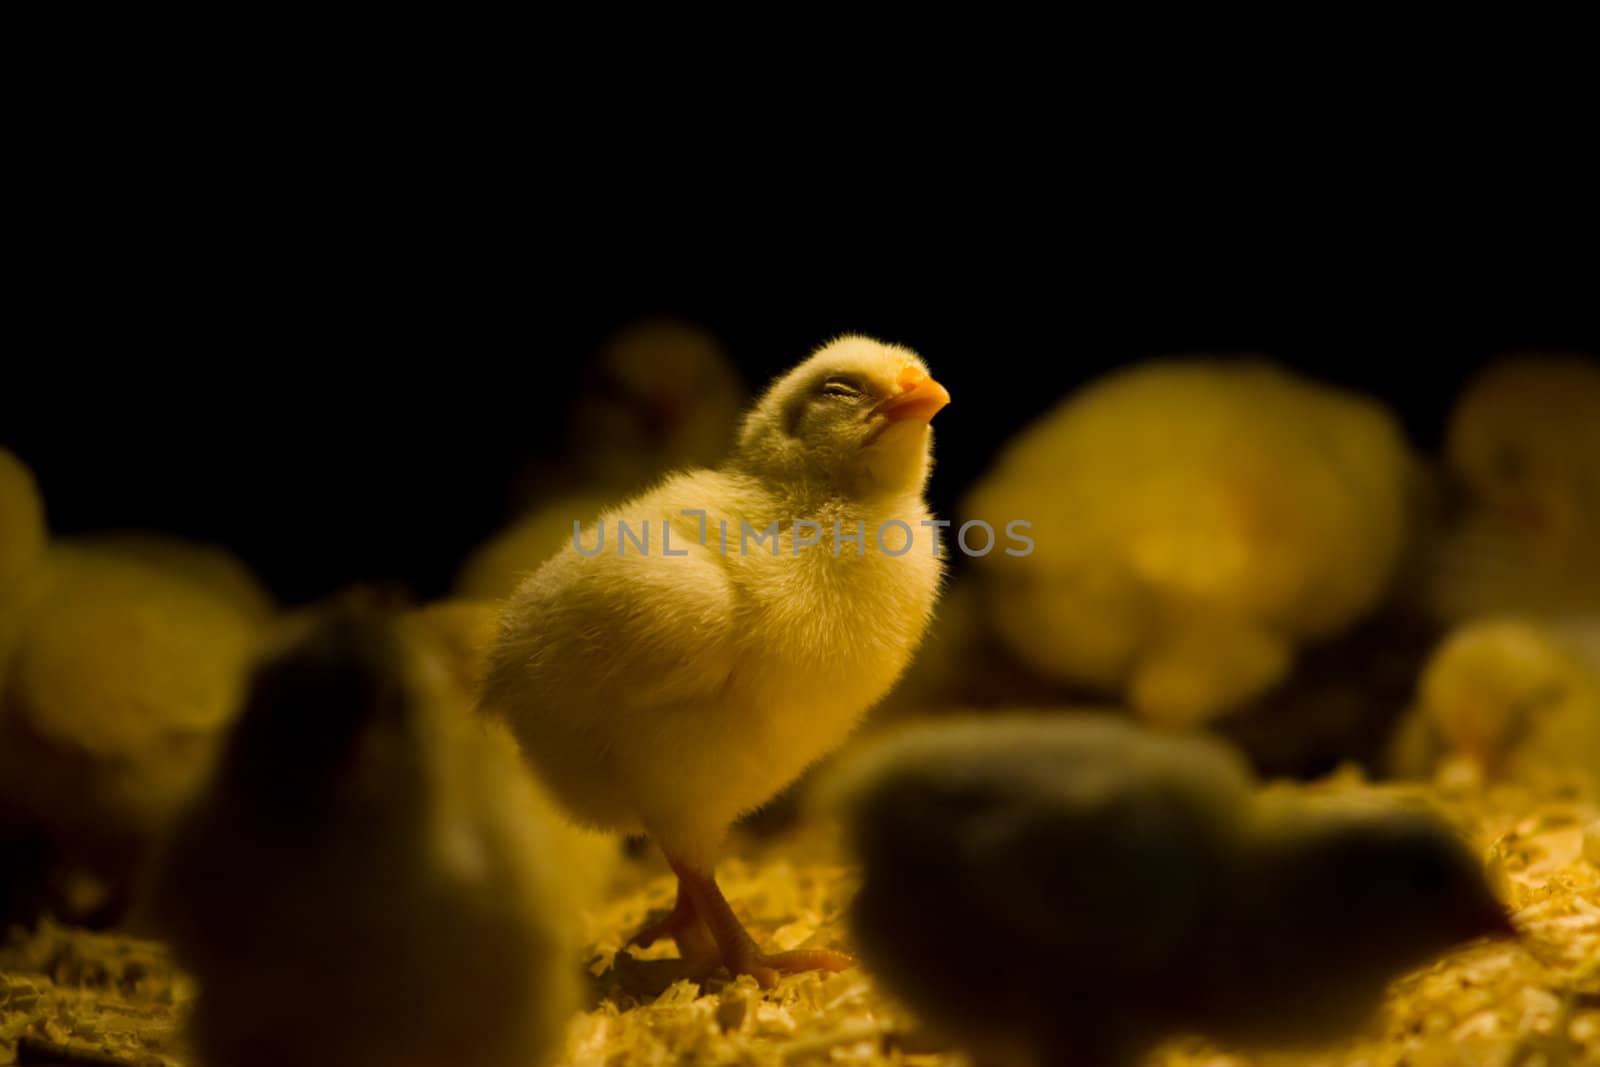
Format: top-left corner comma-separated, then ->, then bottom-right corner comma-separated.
666,855 -> 853,990
628,880 -> 719,969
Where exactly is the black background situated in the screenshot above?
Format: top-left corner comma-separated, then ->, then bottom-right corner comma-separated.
5,193 -> 1595,604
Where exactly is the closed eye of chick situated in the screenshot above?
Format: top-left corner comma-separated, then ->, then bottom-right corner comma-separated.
481,335 -> 950,988
824,715 -> 1513,1067
150,605 -> 589,1067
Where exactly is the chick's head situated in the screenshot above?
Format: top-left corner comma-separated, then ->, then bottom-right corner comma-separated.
216,609 -> 426,828
1418,617 -> 1581,772
1447,354 -> 1600,548
1251,810 -> 1511,989
732,335 -> 949,500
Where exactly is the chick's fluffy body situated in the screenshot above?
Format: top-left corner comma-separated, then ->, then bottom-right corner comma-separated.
484,337 -> 944,870
831,716 -> 1509,1067
965,360 -> 1414,725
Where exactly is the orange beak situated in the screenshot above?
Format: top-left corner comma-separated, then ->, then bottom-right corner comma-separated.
873,368 -> 951,424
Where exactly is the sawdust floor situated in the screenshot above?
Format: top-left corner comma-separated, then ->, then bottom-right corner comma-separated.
2,775 -> 1597,1067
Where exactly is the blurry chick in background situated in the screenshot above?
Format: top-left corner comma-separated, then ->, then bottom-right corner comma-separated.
1388,616 -> 1600,795
0,544 -> 263,923
152,607 -> 588,1067
0,450 -> 272,923
1426,354 -> 1600,621
964,359 -> 1416,727
456,319 -> 746,600
482,335 -> 948,988
827,716 -> 1513,1067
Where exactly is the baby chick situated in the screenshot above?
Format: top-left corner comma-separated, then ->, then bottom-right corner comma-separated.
460,320 -> 747,600
1388,615 -> 1600,793
152,606 -> 586,1067
482,335 -> 949,987
0,544 -> 263,921
828,715 -> 1512,1067
964,359 -> 1416,726
1427,353 -> 1600,620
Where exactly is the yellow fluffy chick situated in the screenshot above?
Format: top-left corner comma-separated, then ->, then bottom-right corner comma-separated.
0,545 -> 262,918
827,715 -> 1513,1067
964,359 -> 1415,727
152,607 -> 586,1067
462,321 -> 748,601
1389,616 -> 1600,793
1428,353 -> 1600,620
0,449 -> 46,601
69,530 -> 276,620
482,335 -> 949,987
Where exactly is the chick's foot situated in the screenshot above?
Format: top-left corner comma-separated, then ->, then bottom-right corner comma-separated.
668,855 -> 854,990
627,881 -> 720,970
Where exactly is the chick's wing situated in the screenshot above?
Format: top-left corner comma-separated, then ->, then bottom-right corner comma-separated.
485,535 -> 740,718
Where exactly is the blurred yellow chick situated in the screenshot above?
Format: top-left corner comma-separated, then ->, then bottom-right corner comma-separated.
152,606 -> 589,1067
1389,615 -> 1600,794
0,544 -> 264,920
482,335 -> 948,987
459,319 -> 746,600
1427,353 -> 1600,621
964,359 -> 1416,727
